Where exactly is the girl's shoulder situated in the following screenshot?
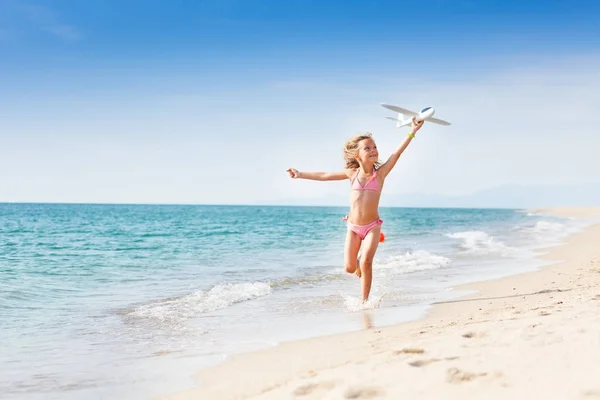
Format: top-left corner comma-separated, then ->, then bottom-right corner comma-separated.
345,168 -> 358,178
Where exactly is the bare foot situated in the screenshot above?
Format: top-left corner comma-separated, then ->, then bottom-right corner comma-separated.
355,257 -> 362,278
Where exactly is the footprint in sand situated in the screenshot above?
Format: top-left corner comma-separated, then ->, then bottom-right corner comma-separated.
343,386 -> 383,399
293,381 -> 336,397
408,357 -> 459,367
462,331 -> 486,339
408,358 -> 440,367
301,370 -> 318,378
446,367 -> 487,383
582,390 -> 600,398
394,348 -> 425,355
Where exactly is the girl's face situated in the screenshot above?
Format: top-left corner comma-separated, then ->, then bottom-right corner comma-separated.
356,138 -> 379,164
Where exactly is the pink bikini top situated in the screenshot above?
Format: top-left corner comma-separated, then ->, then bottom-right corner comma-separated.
350,169 -> 381,193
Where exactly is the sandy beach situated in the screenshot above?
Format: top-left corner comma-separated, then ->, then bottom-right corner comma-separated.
163,207 -> 600,400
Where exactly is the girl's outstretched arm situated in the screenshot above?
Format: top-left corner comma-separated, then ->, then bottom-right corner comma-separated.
286,168 -> 353,181
377,118 -> 424,178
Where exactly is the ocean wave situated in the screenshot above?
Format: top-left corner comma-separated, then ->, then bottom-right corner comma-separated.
128,282 -> 271,323
375,250 -> 451,274
269,272 -> 345,289
519,220 -> 564,234
446,231 -> 511,254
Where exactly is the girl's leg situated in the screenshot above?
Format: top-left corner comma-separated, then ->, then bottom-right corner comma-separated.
344,228 -> 362,277
359,225 -> 382,302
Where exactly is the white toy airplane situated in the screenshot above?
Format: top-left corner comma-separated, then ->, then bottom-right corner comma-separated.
381,103 -> 451,128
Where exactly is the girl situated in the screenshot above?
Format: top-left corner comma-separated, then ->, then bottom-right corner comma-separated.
286,117 -> 425,302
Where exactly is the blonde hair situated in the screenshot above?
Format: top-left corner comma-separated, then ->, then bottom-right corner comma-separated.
343,132 -> 381,170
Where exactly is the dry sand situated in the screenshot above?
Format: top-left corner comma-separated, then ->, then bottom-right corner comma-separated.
162,207 -> 600,400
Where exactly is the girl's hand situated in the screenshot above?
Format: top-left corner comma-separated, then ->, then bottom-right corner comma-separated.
411,117 -> 425,134
286,168 -> 299,178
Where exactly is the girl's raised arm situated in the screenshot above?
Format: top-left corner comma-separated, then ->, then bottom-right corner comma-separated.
286,168 -> 353,181
377,118 -> 424,178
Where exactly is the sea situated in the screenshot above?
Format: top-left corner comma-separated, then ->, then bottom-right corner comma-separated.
0,203 -> 595,400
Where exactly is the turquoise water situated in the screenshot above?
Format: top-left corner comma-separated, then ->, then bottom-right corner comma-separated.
0,204 -> 591,399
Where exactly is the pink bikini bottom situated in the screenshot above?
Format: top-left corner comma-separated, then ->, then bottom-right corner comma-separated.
346,218 -> 383,240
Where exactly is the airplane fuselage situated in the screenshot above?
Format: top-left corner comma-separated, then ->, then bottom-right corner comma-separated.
415,107 -> 435,121
381,103 -> 451,127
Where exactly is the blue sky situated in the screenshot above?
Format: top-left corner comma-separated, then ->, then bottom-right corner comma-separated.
1,0 -> 600,206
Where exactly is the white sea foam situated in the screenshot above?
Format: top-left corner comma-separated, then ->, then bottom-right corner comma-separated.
343,294 -> 385,312
521,220 -> 564,234
515,219 -> 585,248
446,231 -> 511,254
130,282 -> 272,322
375,250 -> 451,274
525,212 -> 546,217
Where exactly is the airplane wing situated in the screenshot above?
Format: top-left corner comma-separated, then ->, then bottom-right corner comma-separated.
381,104 -> 418,116
426,117 -> 451,126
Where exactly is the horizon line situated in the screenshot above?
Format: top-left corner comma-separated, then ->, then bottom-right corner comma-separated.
0,201 -> 522,210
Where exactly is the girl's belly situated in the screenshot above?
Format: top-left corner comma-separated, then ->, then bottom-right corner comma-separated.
348,192 -> 381,225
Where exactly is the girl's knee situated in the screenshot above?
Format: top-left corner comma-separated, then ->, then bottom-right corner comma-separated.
345,261 -> 357,273
361,259 -> 373,271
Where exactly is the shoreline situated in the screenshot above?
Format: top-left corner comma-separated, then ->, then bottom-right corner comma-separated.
162,206 -> 600,400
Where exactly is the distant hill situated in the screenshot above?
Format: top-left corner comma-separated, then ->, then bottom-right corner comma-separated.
382,183 -> 600,209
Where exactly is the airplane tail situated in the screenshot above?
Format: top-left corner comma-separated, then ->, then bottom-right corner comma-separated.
385,113 -> 412,128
